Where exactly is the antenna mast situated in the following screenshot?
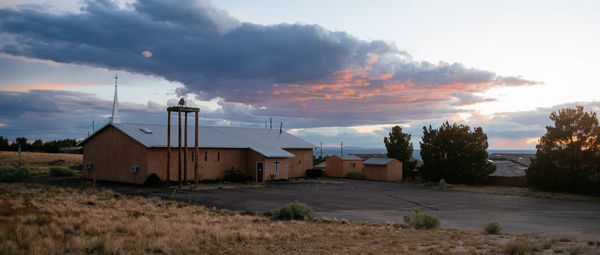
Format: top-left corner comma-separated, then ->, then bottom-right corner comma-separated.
109,74 -> 121,123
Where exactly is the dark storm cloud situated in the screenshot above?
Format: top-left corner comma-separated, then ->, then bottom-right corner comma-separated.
0,0 -> 397,97
0,0 -> 536,106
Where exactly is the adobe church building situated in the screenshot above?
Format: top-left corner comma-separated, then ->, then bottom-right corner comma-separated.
78,76 -> 314,184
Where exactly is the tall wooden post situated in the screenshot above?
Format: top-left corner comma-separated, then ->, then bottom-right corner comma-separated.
167,100 -> 199,188
184,112 -> 188,184
194,111 -> 199,184
167,111 -> 171,186
178,110 -> 182,188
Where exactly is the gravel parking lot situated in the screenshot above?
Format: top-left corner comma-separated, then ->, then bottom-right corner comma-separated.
145,179 -> 600,236
38,177 -> 600,236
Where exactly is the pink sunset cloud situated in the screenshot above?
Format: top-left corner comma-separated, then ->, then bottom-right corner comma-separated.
0,83 -> 97,92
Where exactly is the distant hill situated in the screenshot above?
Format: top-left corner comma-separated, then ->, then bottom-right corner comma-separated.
314,147 -> 535,160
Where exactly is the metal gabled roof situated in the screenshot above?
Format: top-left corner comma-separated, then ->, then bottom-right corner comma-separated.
331,154 -> 363,160
363,157 -> 397,165
78,123 -> 314,158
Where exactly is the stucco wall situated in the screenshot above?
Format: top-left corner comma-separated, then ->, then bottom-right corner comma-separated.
82,126 -> 148,184
343,160 -> 363,176
284,149 -> 313,178
325,156 -> 342,177
147,147 -> 248,182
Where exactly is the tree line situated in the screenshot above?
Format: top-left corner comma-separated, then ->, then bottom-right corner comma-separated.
384,106 -> 600,193
0,136 -> 79,153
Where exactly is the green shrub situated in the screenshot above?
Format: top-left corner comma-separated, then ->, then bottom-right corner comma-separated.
50,159 -> 67,166
485,221 -> 501,234
241,208 -> 257,216
438,179 -> 452,189
306,169 -> 325,178
143,173 -> 161,187
69,163 -> 83,170
272,201 -> 313,220
403,209 -> 441,229
0,167 -> 29,182
346,171 -> 364,180
49,167 -> 75,177
224,167 -> 251,183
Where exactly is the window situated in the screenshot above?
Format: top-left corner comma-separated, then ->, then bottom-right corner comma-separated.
204,151 -> 207,161
217,151 -> 220,161
350,163 -> 356,168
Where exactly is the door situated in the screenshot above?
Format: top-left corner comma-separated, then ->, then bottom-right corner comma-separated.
256,162 -> 264,183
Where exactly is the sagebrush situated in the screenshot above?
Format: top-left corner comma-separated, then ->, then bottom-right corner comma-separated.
272,201 -> 313,220
403,209 -> 440,229
0,167 -> 29,182
49,167 -> 75,177
485,221 -> 501,234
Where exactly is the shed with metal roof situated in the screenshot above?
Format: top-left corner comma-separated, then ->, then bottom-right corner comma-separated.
363,157 -> 403,181
325,155 -> 364,178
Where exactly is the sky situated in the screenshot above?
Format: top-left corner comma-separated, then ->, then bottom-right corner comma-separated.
0,0 -> 599,149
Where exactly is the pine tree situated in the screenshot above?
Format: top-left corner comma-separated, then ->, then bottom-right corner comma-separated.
526,106 -> 600,192
419,121 -> 495,184
384,126 -> 417,177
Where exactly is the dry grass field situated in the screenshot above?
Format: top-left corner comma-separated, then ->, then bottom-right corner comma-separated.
0,151 -> 82,175
1,183 -> 598,255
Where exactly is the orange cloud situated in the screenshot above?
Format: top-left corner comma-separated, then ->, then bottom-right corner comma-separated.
490,137 -> 539,148
141,50 -> 153,58
0,83 -> 97,92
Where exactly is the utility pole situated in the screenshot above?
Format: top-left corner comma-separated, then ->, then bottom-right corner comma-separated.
320,140 -> 323,158
340,141 -> 343,156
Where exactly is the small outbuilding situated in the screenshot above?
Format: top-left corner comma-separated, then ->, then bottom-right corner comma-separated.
363,157 -> 403,182
487,153 -> 532,187
325,155 -> 363,178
